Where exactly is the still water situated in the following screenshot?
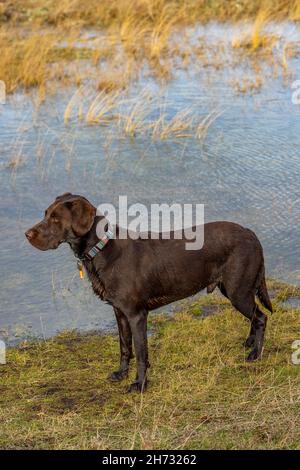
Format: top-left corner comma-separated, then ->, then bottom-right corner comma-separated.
1,23 -> 300,343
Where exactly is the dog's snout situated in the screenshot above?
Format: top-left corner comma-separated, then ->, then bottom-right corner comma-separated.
25,229 -> 35,241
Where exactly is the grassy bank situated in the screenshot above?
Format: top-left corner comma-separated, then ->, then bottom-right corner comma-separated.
1,280 -> 300,449
0,1 -> 299,95
2,1 -> 300,27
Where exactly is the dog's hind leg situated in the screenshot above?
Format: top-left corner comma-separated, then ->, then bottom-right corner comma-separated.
221,247 -> 268,359
108,307 -> 133,382
218,281 -> 258,349
244,322 -> 256,348
246,306 -> 267,361
218,281 -> 228,298
230,293 -> 267,361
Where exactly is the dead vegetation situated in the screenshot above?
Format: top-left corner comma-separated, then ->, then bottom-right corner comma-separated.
0,1 -> 299,97
63,86 -> 222,141
2,1 -> 300,28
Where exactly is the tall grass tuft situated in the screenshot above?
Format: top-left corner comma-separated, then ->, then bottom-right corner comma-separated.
85,90 -> 121,124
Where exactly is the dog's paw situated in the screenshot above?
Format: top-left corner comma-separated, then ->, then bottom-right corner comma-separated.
244,335 -> 255,348
246,347 -> 260,362
127,380 -> 147,393
108,369 -> 128,382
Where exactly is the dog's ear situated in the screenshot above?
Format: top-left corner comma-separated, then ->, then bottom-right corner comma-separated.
66,197 -> 96,237
56,192 -> 72,200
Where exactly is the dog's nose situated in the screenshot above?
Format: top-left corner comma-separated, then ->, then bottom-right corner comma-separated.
25,229 -> 35,241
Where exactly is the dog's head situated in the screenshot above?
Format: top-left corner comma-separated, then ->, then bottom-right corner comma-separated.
25,193 -> 96,251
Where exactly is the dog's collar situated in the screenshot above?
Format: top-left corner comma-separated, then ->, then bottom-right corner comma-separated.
86,229 -> 114,260
77,228 -> 114,261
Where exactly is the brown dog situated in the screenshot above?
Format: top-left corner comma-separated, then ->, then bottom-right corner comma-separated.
25,193 -> 272,392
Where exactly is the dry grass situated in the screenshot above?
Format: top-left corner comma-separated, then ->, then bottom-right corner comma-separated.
152,108 -> 194,140
64,86 -> 120,124
117,90 -> 155,137
2,1 -> 300,28
0,30 -> 53,94
0,1 -> 299,96
231,76 -> 264,94
1,280 -> 300,449
232,11 -> 280,54
6,153 -> 25,170
85,90 -> 121,125
64,87 -> 221,141
195,109 -> 224,139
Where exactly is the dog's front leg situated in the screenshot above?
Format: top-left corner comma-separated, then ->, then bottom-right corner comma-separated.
126,309 -> 149,393
108,307 -> 133,382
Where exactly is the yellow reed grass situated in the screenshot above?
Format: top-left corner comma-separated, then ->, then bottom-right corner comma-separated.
85,89 -> 121,124
1,1 -> 299,96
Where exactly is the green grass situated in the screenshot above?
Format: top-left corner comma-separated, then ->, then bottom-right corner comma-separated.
0,280 -> 300,449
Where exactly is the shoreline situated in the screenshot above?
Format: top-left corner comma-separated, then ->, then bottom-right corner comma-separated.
3,278 -> 300,347
1,279 -> 300,449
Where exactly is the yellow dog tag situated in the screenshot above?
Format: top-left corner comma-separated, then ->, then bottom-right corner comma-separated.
77,261 -> 84,279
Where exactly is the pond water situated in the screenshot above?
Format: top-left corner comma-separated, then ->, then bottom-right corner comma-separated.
1,22 -> 300,344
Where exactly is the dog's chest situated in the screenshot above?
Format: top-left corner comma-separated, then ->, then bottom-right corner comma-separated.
87,268 -> 107,301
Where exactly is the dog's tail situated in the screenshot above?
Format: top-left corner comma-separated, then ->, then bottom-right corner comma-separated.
257,266 -> 273,313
